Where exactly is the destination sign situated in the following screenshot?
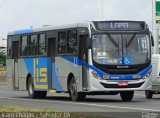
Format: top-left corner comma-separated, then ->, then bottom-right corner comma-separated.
94,21 -> 146,31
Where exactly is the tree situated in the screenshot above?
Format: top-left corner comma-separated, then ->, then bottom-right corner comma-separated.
0,51 -> 6,66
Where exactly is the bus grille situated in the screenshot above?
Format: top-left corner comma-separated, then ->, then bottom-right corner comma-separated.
107,69 -> 138,74
100,82 -> 144,88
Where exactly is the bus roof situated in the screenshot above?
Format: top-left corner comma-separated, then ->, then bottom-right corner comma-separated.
8,22 -> 90,36
8,20 -> 148,36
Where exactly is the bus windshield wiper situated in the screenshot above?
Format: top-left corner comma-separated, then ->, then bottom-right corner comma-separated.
127,33 -> 137,47
107,34 -> 119,47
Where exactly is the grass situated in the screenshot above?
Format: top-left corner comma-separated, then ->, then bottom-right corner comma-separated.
0,105 -> 52,112
0,105 -> 107,118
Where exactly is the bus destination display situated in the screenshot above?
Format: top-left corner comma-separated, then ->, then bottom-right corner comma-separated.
94,21 -> 146,31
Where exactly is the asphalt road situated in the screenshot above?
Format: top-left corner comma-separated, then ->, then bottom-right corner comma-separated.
0,86 -> 160,118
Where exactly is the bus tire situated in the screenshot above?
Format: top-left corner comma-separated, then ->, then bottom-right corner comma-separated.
69,77 -> 86,101
27,77 -> 47,98
145,90 -> 153,99
120,91 -> 134,102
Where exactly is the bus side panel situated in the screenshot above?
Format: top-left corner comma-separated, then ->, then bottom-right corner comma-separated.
51,63 -> 63,92
24,57 -> 49,91
18,59 -> 31,91
55,56 -> 82,92
6,59 -> 14,91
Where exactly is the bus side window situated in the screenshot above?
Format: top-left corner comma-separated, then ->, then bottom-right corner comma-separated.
39,34 -> 46,55
20,36 -> 28,56
7,37 -> 12,58
67,30 -> 78,54
29,35 -> 38,56
58,32 -> 67,54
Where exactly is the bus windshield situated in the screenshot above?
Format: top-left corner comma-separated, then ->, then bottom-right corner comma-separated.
92,33 -> 150,65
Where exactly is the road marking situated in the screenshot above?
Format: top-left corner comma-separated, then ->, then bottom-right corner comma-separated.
0,97 -> 160,112
134,94 -> 145,97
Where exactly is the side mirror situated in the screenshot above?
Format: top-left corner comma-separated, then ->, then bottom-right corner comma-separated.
151,35 -> 154,47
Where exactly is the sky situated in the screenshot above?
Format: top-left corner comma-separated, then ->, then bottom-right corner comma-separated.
0,0 -> 152,38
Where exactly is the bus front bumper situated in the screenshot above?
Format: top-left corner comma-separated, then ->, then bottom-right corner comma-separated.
88,76 -> 152,92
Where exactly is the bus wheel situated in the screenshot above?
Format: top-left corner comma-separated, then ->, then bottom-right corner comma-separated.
120,91 -> 134,102
69,77 -> 86,101
145,90 -> 153,99
27,77 -> 47,98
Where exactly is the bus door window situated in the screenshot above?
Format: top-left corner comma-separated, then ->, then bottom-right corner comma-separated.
12,41 -> 19,60
48,37 -> 56,62
79,35 -> 88,61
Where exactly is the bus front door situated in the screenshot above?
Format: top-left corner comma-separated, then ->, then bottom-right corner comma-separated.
12,41 -> 19,90
79,35 -> 88,91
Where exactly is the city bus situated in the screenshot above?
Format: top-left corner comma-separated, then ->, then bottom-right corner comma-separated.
7,20 -> 154,102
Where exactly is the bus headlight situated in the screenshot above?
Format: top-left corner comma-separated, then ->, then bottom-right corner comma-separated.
143,70 -> 152,79
91,71 -> 102,80
133,75 -> 142,79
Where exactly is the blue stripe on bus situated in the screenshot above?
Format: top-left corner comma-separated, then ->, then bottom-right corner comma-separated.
61,56 -> 83,65
14,29 -> 33,35
61,56 -> 152,80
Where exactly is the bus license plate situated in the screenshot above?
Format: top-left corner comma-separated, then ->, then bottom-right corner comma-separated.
118,81 -> 128,86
